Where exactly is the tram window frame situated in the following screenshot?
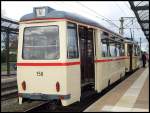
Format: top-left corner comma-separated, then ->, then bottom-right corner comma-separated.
109,39 -> 116,57
116,42 -> 121,57
137,46 -> 140,56
134,45 -> 138,56
101,39 -> 108,57
22,25 -> 60,60
127,44 -> 130,56
127,44 -> 133,56
101,32 -> 111,57
67,22 -> 79,59
120,44 -> 125,56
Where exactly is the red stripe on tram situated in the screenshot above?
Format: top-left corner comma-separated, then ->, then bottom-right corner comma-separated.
17,57 -> 129,66
95,57 -> 128,63
95,59 -> 113,62
17,62 -> 80,66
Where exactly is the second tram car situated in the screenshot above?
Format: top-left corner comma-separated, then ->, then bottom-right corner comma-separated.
124,38 -> 141,72
17,6 -> 141,106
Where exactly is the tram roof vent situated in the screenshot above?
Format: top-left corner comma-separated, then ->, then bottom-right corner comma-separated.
33,6 -> 55,18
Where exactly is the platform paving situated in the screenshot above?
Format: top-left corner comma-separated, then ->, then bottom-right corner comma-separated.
84,67 -> 149,112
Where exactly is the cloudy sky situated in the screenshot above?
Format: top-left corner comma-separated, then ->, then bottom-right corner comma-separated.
1,1 -> 149,52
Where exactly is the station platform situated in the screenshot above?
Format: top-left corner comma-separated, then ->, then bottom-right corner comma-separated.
84,67 -> 149,112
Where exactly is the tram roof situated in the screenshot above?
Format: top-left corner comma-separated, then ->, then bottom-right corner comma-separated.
20,6 -> 123,38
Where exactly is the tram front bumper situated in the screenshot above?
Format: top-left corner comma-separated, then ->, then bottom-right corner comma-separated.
18,93 -> 71,100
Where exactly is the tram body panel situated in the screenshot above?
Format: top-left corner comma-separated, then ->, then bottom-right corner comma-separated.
17,66 -> 67,94
17,20 -> 83,106
95,62 -> 103,92
17,21 -> 76,106
109,58 -> 125,84
132,57 -> 136,70
124,41 -> 140,72
101,60 -> 111,90
125,58 -> 130,72
95,58 -> 126,91
132,56 -> 140,69
95,30 -> 126,91
124,43 -> 129,72
61,65 -> 81,106
94,29 -> 102,92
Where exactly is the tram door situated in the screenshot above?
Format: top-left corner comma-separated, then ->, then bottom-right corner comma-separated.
78,26 -> 95,88
128,44 -> 133,71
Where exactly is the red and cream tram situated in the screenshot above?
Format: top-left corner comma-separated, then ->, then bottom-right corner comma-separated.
17,6 -> 140,106
124,38 -> 141,72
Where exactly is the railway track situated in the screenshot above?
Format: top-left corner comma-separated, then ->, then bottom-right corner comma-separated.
1,78 -> 18,101
24,70 -> 135,112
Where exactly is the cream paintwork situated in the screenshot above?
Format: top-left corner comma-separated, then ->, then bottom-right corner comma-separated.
94,30 -> 102,92
17,19 -> 136,106
17,66 -> 67,94
94,30 -> 125,92
124,42 -> 140,72
124,43 -> 131,72
17,20 -> 80,106
18,20 -> 84,106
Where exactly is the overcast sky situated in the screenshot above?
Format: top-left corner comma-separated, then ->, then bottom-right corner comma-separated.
1,1 -> 149,52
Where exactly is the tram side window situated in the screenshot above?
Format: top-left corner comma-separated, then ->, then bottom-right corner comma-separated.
137,46 -> 140,55
116,43 -> 120,57
101,32 -> 110,57
23,26 -> 59,60
120,44 -> 125,56
134,46 -> 138,56
67,22 -> 79,59
109,40 -> 116,57
101,39 -> 108,57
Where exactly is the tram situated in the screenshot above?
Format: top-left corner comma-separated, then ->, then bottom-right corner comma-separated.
124,38 -> 141,72
17,6 -> 140,106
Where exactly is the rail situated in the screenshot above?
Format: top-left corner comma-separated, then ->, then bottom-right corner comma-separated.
1,78 -> 17,101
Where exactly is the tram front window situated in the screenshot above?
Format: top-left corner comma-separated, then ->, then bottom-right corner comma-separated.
23,26 -> 59,60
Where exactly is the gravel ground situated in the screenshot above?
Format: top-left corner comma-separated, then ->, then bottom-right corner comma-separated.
1,98 -> 45,112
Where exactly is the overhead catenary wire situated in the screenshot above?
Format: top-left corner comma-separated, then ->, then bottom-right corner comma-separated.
54,2 -> 111,23
115,2 -> 128,16
76,2 -> 120,29
53,1 -> 144,41
124,18 -> 137,28
52,1 -> 121,35
115,2 -> 138,37
124,2 -> 136,16
58,1 -> 120,33
54,2 -> 75,12
59,2 -> 138,38
57,1 -> 104,20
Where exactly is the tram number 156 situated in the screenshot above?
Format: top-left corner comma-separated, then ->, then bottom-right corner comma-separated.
36,71 -> 43,76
